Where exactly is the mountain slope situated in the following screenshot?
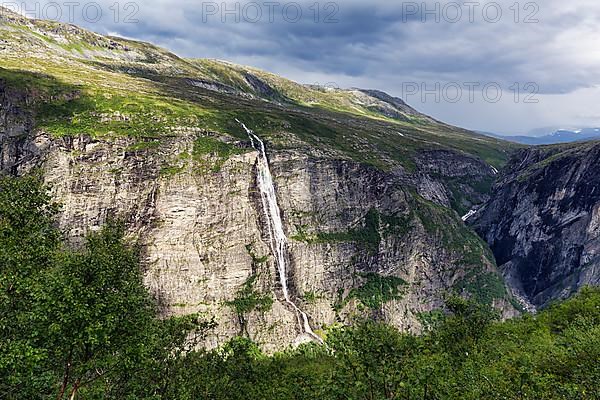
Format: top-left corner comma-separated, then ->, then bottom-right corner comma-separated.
0,7 -> 518,167
471,142 -> 600,307
1,8 -> 521,348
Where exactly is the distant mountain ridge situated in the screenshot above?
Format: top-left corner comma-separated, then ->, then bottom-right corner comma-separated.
483,128 -> 600,145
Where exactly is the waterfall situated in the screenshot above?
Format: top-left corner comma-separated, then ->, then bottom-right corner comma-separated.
237,120 -> 322,343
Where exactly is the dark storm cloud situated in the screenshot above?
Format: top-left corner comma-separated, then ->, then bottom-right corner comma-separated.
166,1 -> 410,76
19,0 -> 595,93
136,0 -> 598,94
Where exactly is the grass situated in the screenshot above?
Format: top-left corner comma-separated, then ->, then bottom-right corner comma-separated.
411,192 -> 494,268
347,273 -> 408,310
36,91 -> 211,138
1,14 -> 522,173
126,140 -> 161,152
245,244 -> 269,265
291,209 -> 382,254
1,42 -> 519,174
213,61 -> 521,169
192,136 -> 249,173
225,274 -> 273,317
160,164 -> 186,177
454,269 -> 507,306
381,212 -> 412,236
302,291 -> 324,305
442,175 -> 496,215
0,67 -> 71,92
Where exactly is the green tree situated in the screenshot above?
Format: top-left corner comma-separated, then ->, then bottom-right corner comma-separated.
433,296 -> 499,361
42,221 -> 160,399
0,174 -> 61,398
327,322 -> 420,399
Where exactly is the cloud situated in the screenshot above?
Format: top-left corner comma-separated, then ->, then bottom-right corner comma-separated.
9,0 -> 600,133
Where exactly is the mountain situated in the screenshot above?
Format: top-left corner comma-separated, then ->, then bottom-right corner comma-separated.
0,8 -> 526,349
471,141 -> 600,308
483,128 -> 600,145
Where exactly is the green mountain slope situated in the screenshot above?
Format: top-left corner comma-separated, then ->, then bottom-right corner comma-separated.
0,6 -> 519,171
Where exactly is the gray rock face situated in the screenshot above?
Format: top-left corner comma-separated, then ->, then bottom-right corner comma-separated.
1,79 -> 514,350
471,143 -> 600,307
0,80 -> 35,173
353,89 -> 425,122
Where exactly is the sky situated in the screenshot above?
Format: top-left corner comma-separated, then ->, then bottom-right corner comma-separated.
6,0 -> 600,135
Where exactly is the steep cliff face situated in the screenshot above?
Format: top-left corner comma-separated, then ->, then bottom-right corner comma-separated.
1,81 -> 514,349
472,143 -> 600,308
6,127 -> 514,350
0,10 -> 519,349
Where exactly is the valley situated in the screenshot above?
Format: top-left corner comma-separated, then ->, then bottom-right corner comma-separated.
1,6 -> 599,399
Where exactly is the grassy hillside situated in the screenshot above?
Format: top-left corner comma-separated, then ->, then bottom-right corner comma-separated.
0,7 -> 520,171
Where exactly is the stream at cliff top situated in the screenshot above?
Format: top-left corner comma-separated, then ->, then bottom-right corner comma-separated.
237,120 -> 322,343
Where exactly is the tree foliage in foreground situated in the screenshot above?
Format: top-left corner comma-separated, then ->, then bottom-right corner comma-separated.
0,175 -> 212,399
1,174 -> 599,399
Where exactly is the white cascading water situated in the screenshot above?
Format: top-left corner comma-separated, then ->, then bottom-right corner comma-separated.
237,120 -> 322,343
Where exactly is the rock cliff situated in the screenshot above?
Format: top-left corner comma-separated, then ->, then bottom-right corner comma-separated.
472,143 -> 600,308
0,9 -> 519,349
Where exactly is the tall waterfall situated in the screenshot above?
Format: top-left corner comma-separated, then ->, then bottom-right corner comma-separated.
237,120 -> 322,343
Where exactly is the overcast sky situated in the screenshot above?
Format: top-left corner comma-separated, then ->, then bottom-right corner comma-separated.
8,0 -> 600,135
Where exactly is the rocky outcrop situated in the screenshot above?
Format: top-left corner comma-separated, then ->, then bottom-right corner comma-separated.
471,143 -> 600,308
354,89 -> 427,121
412,149 -> 497,212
